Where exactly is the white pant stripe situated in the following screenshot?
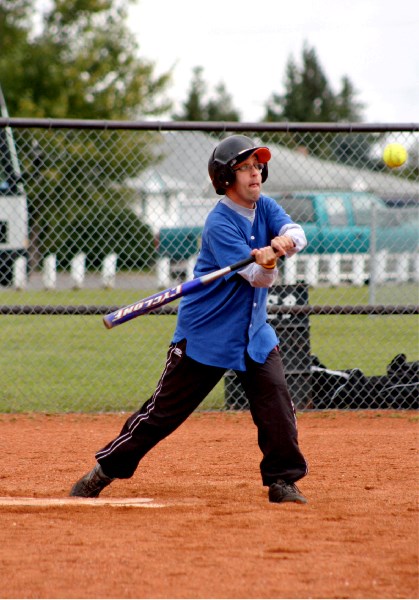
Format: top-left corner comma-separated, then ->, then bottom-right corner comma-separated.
96,345 -> 177,460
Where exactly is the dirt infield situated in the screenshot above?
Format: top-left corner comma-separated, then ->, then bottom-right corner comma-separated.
0,411 -> 417,599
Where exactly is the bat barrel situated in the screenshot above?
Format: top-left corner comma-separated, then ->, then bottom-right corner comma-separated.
102,254 -> 256,329
103,284 -> 184,329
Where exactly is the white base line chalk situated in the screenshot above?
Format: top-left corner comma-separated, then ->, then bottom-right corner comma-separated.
0,497 -> 167,508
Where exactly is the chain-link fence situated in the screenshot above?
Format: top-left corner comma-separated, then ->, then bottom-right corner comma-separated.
0,119 -> 418,412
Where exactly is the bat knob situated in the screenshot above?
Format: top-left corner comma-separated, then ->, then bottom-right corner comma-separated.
103,316 -> 113,329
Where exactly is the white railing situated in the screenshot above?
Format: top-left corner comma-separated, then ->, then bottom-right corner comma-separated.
156,251 -> 419,288
70,252 -> 86,289
6,250 -> 419,290
283,251 -> 419,286
7,252 -> 118,290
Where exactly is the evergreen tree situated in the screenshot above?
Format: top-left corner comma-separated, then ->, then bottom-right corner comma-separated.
265,44 -> 362,124
333,76 -> 364,122
173,66 -> 207,121
174,66 -> 240,121
206,82 -> 240,122
263,43 -> 365,157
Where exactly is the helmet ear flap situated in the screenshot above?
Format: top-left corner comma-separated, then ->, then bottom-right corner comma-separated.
261,163 -> 268,183
212,162 -> 236,195
217,164 -> 235,188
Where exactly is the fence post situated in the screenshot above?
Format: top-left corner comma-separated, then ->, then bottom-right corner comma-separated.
396,252 -> 410,282
43,254 -> 57,290
352,254 -> 366,287
305,255 -> 319,286
102,253 -> 117,289
413,252 -> 419,283
70,253 -> 86,289
329,254 -> 341,286
369,204 -> 378,303
185,256 -> 195,281
375,249 -> 388,284
156,257 -> 171,288
284,255 -> 297,284
13,256 -> 27,290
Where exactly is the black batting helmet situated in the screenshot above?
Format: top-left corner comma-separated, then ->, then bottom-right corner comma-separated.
208,135 -> 271,195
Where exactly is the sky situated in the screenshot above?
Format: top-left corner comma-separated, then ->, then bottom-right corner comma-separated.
127,0 -> 419,123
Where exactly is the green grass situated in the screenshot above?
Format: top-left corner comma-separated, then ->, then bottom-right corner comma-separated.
309,314 -> 418,374
309,284 -> 418,374
0,284 -> 417,412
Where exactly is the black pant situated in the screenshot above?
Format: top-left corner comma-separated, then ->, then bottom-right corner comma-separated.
96,339 -> 308,486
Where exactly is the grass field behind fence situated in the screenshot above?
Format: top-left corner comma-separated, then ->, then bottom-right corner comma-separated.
0,285 -> 417,412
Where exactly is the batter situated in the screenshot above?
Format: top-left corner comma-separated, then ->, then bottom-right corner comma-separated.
70,135 -> 309,504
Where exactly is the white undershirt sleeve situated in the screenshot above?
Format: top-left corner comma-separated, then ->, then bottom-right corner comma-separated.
279,223 -> 307,256
238,263 -> 278,288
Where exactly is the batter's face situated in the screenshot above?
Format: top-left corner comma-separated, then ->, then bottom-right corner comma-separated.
226,154 -> 264,208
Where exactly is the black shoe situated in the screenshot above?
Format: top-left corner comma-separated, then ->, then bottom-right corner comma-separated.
69,463 -> 114,498
268,479 -> 307,504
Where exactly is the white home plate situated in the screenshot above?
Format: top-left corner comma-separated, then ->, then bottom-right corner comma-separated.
0,497 -> 166,508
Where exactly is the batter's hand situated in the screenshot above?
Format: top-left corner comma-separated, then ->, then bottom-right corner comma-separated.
271,234 -> 295,257
251,235 -> 295,269
251,245 -> 279,269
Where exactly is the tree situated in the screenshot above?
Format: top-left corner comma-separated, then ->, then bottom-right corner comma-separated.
173,66 -> 240,121
206,82 -> 241,122
60,204 -> 154,271
266,47 -> 333,123
333,76 -> 364,122
263,43 -> 365,157
0,0 -> 172,119
265,44 -> 364,124
173,67 -> 207,121
0,0 -> 31,49
0,0 -> 172,269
